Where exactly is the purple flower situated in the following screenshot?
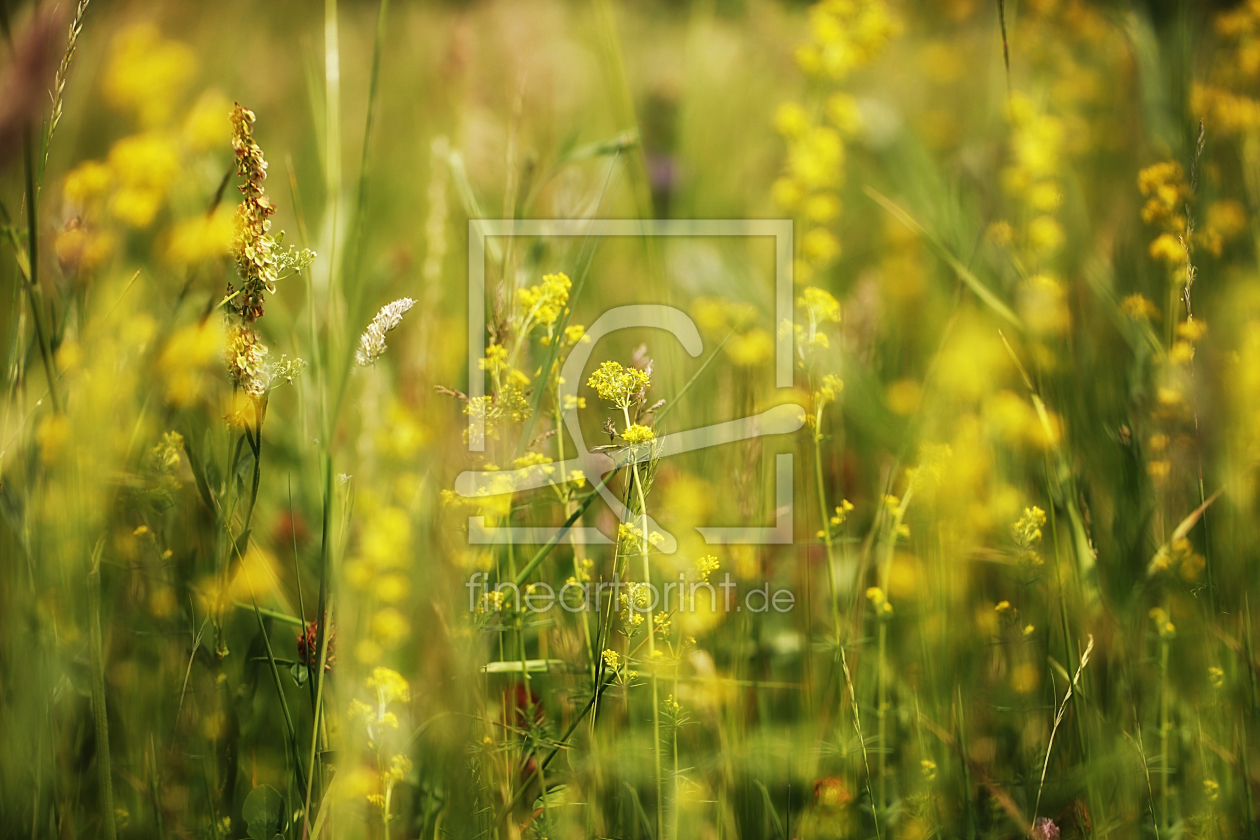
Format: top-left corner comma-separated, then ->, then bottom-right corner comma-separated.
1033,817 -> 1060,840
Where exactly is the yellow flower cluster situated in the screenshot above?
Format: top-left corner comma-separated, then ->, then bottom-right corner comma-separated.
587,360 -> 650,408
1148,537 -> 1206,581
796,286 -> 842,357
794,0 -> 901,81
513,451 -> 556,475
517,271 -> 571,331
101,23 -> 195,127
367,666 -> 411,707
57,26 -> 242,282
348,667 -> 410,744
1138,161 -> 1190,268
1012,506 -> 1047,548
1120,294 -> 1160,322
775,1 -> 897,290
695,554 -> 720,582
1148,607 -> 1177,640
158,318 -> 223,407
829,500 -> 855,527
799,287 -> 841,324
1192,4 -> 1260,133
344,506 -> 414,663
621,423 -> 656,445
689,297 -> 773,367
865,585 -> 893,617
620,581 -> 653,633
816,373 -> 844,407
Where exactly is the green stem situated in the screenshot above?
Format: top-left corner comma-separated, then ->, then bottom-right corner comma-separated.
88,545 -> 117,840
632,459 -> 665,840
22,133 -> 59,413
1160,635 -> 1170,830
877,619 -> 887,809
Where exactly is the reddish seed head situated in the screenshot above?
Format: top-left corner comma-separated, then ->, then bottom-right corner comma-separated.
296,618 -> 335,672
813,777 -> 851,809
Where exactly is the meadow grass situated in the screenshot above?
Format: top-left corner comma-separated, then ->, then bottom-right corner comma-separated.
3,1 -> 1260,839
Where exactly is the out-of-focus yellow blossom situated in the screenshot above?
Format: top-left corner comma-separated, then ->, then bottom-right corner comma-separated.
1168,341 -> 1194,365
937,317 -> 1006,401
374,573 -> 411,604
1120,294 -> 1160,321
107,133 -> 182,228
1010,662 -> 1040,694
885,378 -> 921,416
513,451 -> 555,473
36,415 -> 71,464
798,286 -> 841,324
803,193 -> 842,223
1019,274 -> 1070,335
166,206 -> 234,265
802,227 -> 841,264
986,220 -> 1014,245
815,373 -> 844,407
345,695 -> 378,730
358,507 -> 413,569
825,92 -> 863,135
1209,667 -> 1225,690
788,126 -> 844,190
1206,199 -> 1247,241
1177,318 -> 1208,343
480,343 -> 508,374
866,586 -> 893,617
102,24 -> 196,127
1006,94 -> 1065,176
1149,233 -> 1188,265
366,667 -> 410,707
158,319 -> 224,406
1149,607 -> 1176,639
795,0 -> 900,80
371,609 -> 411,647
773,102 -> 810,138
984,391 -> 1060,450
919,41 -> 965,85
376,402 -> 428,460
1027,182 -> 1062,212
63,161 -> 113,206
1192,83 -> 1260,133
1027,215 -> 1065,255
772,177 -> 804,210
227,546 -> 282,602
1138,161 -> 1188,229
1193,5 -> 1260,133
55,222 -> 116,276
182,89 -> 232,151
1148,537 -> 1205,581
724,328 -> 774,367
